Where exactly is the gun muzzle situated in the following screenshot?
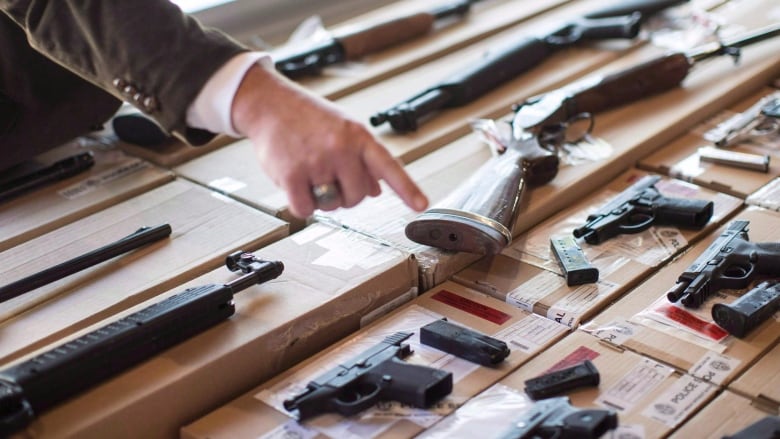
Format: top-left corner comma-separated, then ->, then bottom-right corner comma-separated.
0,379 -> 34,436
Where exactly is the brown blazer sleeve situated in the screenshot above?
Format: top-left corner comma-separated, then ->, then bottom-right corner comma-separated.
1,0 -> 249,146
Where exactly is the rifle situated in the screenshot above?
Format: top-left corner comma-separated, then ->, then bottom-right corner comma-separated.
283,331 -> 453,421
511,23 -> 780,142
0,251 -> 283,436
275,0 -> 483,78
369,0 -> 688,132
572,175 -> 713,245
666,220 -> 780,308
711,280 -> 780,338
0,224 -> 173,303
498,396 -> 618,439
404,130 -> 559,254
0,152 -> 95,203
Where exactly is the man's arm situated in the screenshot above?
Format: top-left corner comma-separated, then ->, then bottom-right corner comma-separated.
1,0 -> 246,145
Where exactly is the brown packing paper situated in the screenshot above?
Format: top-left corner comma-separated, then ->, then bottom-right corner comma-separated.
670,390 -> 777,438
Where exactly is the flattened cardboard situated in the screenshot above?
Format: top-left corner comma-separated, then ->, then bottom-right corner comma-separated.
0,179 -> 287,365
290,0 -> 568,99
638,87 -> 780,198
424,331 -> 719,438
181,281 -> 570,439
580,206 -> 780,385
670,390 -> 776,439
453,169 -> 742,328
0,138 -> 172,252
15,222 -> 419,439
729,342 -> 780,412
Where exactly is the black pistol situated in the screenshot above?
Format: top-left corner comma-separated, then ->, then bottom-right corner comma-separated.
572,175 -> 713,245
283,331 -> 453,421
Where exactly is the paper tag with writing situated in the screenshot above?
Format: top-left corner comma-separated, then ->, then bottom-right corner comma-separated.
688,352 -> 741,385
506,270 -> 562,312
493,314 -> 569,353
584,318 -> 642,346
642,375 -> 717,427
258,419 -> 318,439
596,358 -> 673,413
546,280 -> 620,328
59,159 -> 150,199
608,424 -> 645,439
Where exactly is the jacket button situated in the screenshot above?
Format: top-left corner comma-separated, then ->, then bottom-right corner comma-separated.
122,85 -> 137,96
143,96 -> 159,112
112,78 -> 127,90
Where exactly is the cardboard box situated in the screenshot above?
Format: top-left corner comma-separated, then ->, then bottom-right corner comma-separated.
0,137 -> 173,252
452,169 -> 743,328
11,221 -> 419,438
579,206 -> 780,386
638,87 -> 780,198
182,281 -> 570,439
174,139 -> 309,232
0,179 -> 287,365
728,341 -> 780,413
670,390 -> 777,438
314,134 -> 493,291
423,331 -> 719,438
746,177 -> 780,211
290,0 -> 568,99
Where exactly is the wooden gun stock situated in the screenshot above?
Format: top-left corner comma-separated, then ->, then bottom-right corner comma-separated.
405,137 -> 558,254
337,13 -> 436,59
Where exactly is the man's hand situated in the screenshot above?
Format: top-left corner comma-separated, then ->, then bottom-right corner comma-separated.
231,64 -> 428,219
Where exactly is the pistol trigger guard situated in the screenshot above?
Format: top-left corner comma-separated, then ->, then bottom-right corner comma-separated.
332,382 -> 382,416
617,212 -> 654,235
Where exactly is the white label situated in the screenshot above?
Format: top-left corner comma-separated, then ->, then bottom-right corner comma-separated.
493,314 -> 569,353
506,270 -> 563,312
58,159 -> 150,199
257,420 -> 318,439
608,424 -> 645,439
290,223 -> 331,245
688,352 -> 741,385
208,176 -> 247,193
642,375 -> 716,427
596,358 -> 673,413
584,318 -> 641,346
546,280 -> 620,328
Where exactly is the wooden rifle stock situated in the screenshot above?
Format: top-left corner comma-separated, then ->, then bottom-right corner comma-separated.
337,13 -> 437,59
405,137 -> 558,254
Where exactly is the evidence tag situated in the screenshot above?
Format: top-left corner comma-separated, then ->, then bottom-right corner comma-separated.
551,236 -> 599,286
524,360 -> 600,400
420,318 -> 510,366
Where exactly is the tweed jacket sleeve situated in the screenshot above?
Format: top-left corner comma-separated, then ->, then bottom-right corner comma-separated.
1,0 -> 249,146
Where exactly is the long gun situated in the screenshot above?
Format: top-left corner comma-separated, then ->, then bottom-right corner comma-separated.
572,175 -> 713,245
283,331 -> 453,421
275,0 -> 483,78
405,132 -> 558,254
369,0 -> 688,132
666,220 -> 780,308
0,224 -> 173,303
0,152 -> 95,203
498,396 -> 618,439
511,23 -> 780,140
0,251 -> 283,436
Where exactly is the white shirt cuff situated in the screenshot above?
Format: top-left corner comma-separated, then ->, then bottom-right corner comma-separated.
186,51 -> 273,138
